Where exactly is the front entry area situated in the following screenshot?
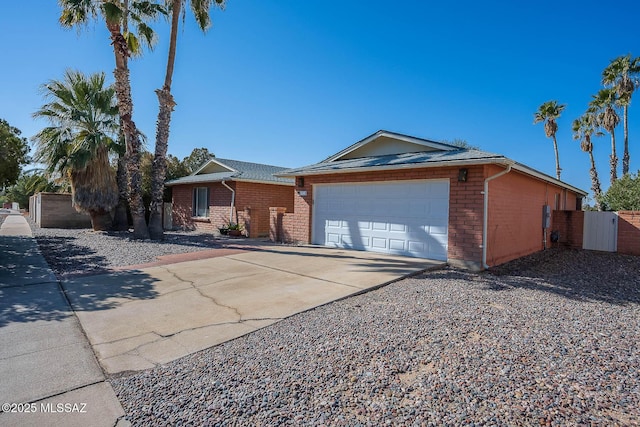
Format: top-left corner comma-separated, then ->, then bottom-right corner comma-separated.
312,180 -> 449,260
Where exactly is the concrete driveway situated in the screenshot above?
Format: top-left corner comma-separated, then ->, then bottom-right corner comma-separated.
62,243 -> 443,374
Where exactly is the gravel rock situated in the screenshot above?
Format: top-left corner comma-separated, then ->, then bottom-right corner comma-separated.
27,218 -> 226,278
109,248 -> 640,426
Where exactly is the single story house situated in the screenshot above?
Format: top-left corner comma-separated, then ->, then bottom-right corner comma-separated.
271,130 -> 587,270
166,158 -> 294,237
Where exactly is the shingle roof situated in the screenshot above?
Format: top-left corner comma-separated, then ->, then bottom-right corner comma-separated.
165,158 -> 294,186
278,149 -> 506,176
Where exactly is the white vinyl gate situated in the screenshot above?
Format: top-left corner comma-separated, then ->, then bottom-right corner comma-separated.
583,211 -> 618,252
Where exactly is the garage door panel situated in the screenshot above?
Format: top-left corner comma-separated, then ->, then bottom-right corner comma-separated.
389,239 -> 406,251
390,223 -> 406,232
313,180 -> 449,260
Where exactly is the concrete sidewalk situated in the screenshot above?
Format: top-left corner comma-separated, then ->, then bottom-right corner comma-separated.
0,214 -> 126,427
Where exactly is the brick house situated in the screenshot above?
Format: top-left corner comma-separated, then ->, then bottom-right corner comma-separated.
167,158 -> 294,238
270,130 -> 587,270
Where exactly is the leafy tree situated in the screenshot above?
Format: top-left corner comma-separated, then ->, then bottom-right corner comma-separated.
601,172 -> 640,211
534,100 -> 566,180
602,54 -> 640,176
0,119 -> 30,189
6,170 -> 62,209
33,70 -> 120,231
182,147 -> 215,173
590,88 -> 621,184
59,0 -> 165,238
441,139 -> 479,150
148,0 -> 225,239
572,112 -> 604,210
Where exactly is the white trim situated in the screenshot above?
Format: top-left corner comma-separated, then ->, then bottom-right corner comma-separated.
192,158 -> 237,176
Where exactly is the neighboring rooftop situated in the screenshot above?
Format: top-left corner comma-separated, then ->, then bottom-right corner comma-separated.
165,158 -> 294,186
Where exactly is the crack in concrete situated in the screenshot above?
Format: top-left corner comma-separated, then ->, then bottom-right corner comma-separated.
162,266 -> 244,321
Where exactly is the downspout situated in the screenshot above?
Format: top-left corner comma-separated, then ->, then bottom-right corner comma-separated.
221,180 -> 236,224
482,164 -> 512,270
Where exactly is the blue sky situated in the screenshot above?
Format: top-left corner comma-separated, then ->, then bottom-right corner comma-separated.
2,1 -> 639,202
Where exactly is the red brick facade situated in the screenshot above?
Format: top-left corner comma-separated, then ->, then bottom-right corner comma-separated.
617,211 -> 640,256
551,210 -> 584,249
172,181 -> 293,238
270,164 -> 583,269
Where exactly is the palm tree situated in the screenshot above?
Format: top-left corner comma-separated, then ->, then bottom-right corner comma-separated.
602,54 -> 640,176
533,100 -> 566,180
572,111 -> 604,209
33,71 -> 120,231
590,88 -> 621,184
59,0 -> 165,238
148,0 -> 225,239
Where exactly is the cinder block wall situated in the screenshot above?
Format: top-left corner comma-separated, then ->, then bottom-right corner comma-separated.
36,193 -> 91,228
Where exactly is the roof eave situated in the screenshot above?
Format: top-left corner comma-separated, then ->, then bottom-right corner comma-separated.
276,157 -> 511,178
165,177 -> 294,187
276,158 -> 588,196
511,163 -> 588,196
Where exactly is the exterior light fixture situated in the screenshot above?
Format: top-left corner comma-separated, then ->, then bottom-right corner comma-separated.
458,168 -> 468,182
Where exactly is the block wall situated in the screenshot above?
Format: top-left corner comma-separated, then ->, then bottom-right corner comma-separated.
33,193 -> 91,228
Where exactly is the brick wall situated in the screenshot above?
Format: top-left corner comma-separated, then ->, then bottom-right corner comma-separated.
171,181 -> 293,237
272,166 -> 486,267
235,182 -> 294,237
551,210 -> 584,249
33,193 -> 91,228
485,165 -> 580,267
617,211 -> 640,256
272,164 -> 583,269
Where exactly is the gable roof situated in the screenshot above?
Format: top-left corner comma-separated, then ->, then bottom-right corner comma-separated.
277,131 -> 587,196
165,158 -> 294,187
323,130 -> 457,162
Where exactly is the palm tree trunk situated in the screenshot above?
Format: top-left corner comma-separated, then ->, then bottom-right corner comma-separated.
89,209 -> 114,231
622,106 -> 629,176
552,135 -> 561,180
112,153 -> 129,230
106,20 -> 149,239
588,150 -> 603,210
610,129 -> 618,184
148,0 -> 181,240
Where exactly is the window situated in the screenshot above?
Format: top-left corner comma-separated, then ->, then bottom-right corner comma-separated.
193,187 -> 209,217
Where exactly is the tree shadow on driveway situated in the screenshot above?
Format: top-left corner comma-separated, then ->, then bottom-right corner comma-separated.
0,235 -> 159,328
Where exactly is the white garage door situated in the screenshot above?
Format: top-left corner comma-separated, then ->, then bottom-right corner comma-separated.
312,180 -> 449,260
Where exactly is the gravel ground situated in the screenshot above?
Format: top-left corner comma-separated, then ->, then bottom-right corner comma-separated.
27,218 -> 230,278
106,248 -> 640,426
